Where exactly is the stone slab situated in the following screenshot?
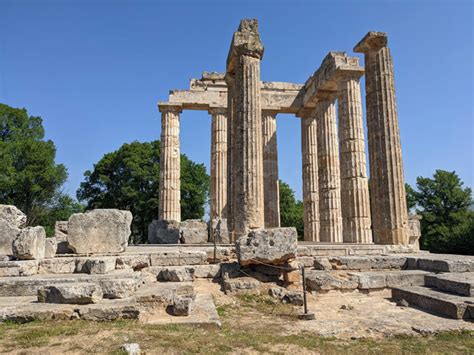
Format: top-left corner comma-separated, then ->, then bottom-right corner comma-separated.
425,272 -> 474,297
392,286 -> 474,320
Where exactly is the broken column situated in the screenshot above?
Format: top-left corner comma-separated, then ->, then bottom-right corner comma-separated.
209,107 -> 228,220
316,92 -> 343,243
354,32 -> 408,245
262,109 -> 280,228
158,103 -> 182,223
336,69 -> 372,243
299,109 -> 320,241
226,19 -> 265,238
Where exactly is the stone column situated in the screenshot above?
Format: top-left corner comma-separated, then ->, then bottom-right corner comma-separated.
354,32 -> 408,245
316,93 -> 343,243
262,109 -> 280,228
337,72 -> 372,243
226,19 -> 265,238
225,73 -> 236,241
209,107 -> 228,220
299,109 -> 320,241
158,103 -> 182,222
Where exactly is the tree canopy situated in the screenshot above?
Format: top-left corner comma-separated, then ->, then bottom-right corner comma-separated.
76,140 -> 209,243
0,103 -> 68,225
279,180 -> 304,238
408,170 -> 473,255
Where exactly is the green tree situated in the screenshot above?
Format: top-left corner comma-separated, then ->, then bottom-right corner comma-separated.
405,183 -> 418,212
279,180 -> 304,238
412,170 -> 473,255
36,192 -> 84,236
0,104 -> 67,224
77,140 -> 209,243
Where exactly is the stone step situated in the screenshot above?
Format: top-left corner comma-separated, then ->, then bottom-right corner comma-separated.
305,270 -> 430,292
392,286 -> 474,319
425,272 -> 474,297
349,270 -> 430,290
0,272 -> 146,297
406,255 -> 474,273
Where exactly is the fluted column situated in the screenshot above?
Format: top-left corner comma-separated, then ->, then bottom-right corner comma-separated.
337,73 -> 372,243
316,93 -> 343,242
354,31 -> 408,245
158,104 -> 182,222
262,110 -> 280,228
227,19 -> 265,238
299,109 -> 319,241
209,107 -> 228,220
225,74 -> 235,241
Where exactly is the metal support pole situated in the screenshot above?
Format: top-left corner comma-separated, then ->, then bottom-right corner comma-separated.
298,266 -> 315,320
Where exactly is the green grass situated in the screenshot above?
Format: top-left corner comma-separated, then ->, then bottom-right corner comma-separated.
0,296 -> 473,354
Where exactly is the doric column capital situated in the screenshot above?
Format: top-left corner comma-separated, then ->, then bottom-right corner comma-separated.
316,90 -> 338,103
296,107 -> 316,119
335,68 -> 365,82
226,19 -> 264,73
158,103 -> 183,114
209,107 -> 228,116
354,31 -> 388,53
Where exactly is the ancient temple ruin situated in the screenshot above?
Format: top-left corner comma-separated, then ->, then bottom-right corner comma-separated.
157,20 -> 410,246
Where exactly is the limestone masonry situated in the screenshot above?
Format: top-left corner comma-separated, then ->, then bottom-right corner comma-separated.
158,19 -> 411,246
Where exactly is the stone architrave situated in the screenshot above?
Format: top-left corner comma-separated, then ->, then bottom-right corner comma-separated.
226,19 -> 265,238
262,109 -> 280,228
209,107 -> 228,220
299,108 -> 320,242
354,32 -> 409,245
158,103 -> 182,223
336,71 -> 372,243
316,92 -> 343,243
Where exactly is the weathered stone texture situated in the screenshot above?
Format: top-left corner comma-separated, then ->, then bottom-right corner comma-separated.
67,209 -> 132,254
209,108 -> 228,220
0,205 -> 26,255
262,110 -> 280,228
228,19 -> 265,238
225,73 -> 236,242
300,109 -> 320,241
0,205 -> 27,228
148,219 -> 180,244
44,238 -> 57,259
236,227 -> 298,266
354,32 -> 408,245
337,74 -> 372,243
37,283 -> 103,304
316,94 -> 343,242
179,219 -> 208,244
209,218 -> 230,244
158,104 -> 182,222
13,226 -> 46,260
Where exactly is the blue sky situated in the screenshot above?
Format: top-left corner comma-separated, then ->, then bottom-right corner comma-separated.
1,0 -> 473,201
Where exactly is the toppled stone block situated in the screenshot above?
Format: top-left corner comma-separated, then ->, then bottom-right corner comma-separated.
268,286 -> 303,306
148,220 -> 180,244
222,276 -> 261,294
0,260 -> 38,277
236,227 -> 298,266
283,261 -> 301,284
76,257 -> 116,274
171,295 -> 194,316
37,283 -> 103,304
13,226 -> 46,260
0,219 -> 20,255
0,205 -> 27,228
54,221 -> 68,240
100,278 -> 137,299
209,218 -> 230,244
68,209 -> 132,254
193,264 -> 221,278
44,238 -> 57,259
158,266 -> 195,282
305,271 -> 358,292
179,219 -> 208,244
